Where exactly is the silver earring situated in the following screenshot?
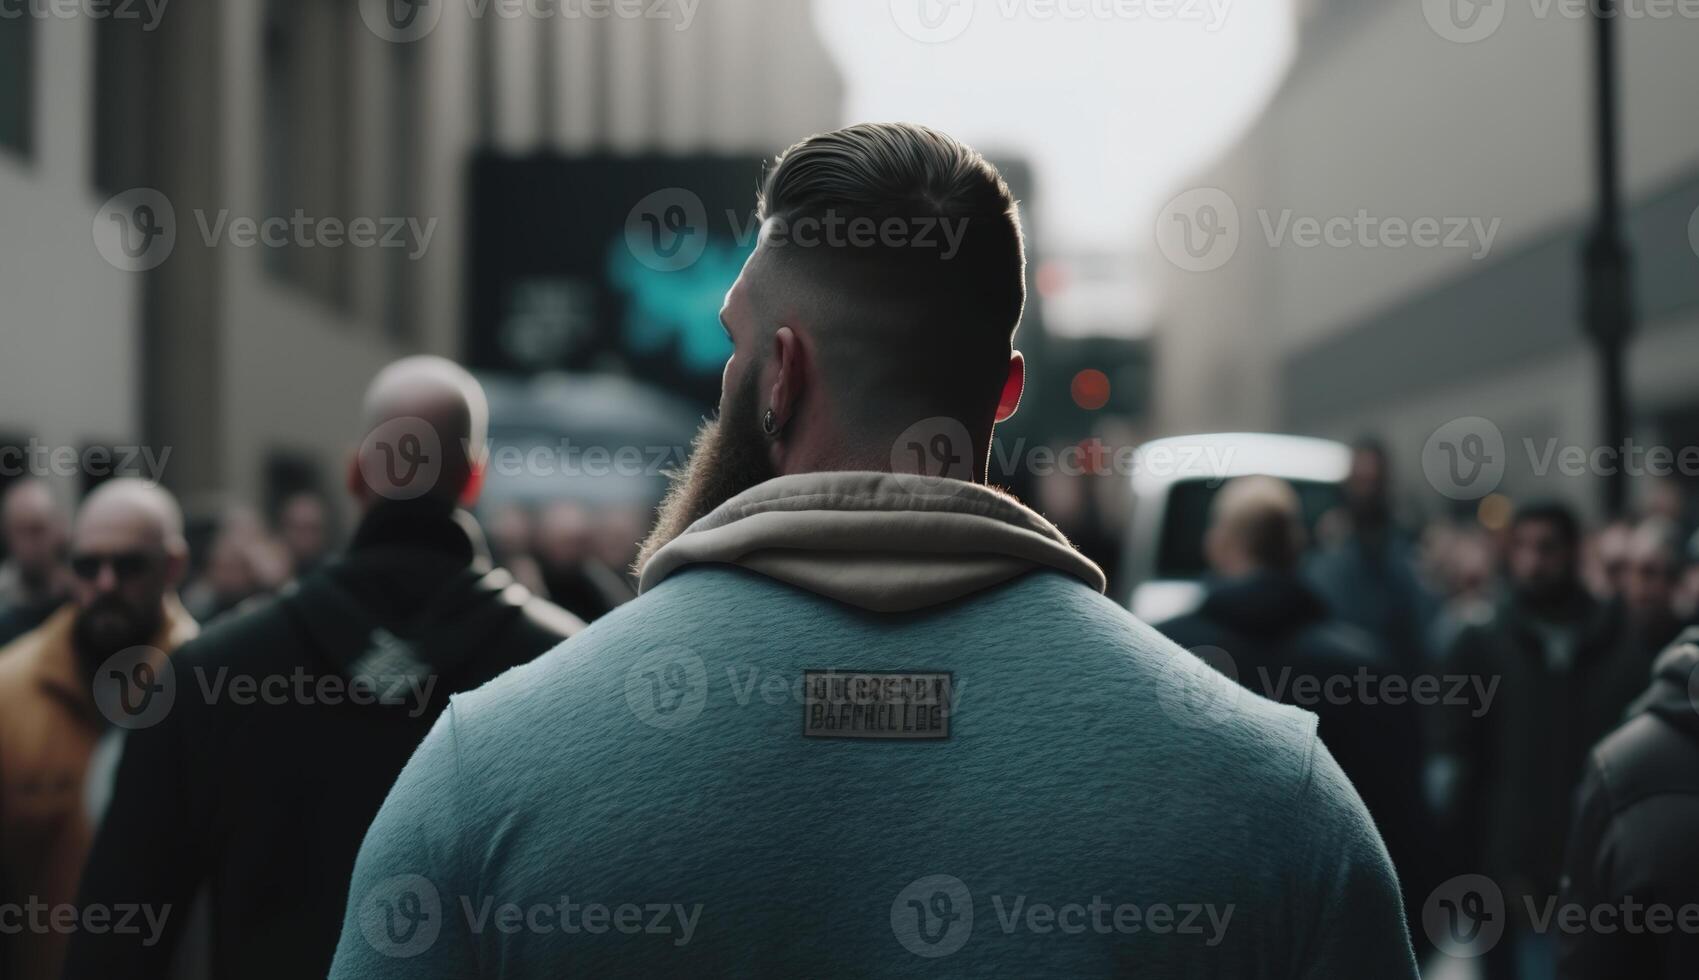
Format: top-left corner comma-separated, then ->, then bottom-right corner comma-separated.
762,408 -> 778,435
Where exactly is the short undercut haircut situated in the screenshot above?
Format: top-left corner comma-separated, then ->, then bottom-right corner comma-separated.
754,123 -> 1027,431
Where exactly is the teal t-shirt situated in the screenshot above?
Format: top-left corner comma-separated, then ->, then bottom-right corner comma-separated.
330,567 -> 1417,978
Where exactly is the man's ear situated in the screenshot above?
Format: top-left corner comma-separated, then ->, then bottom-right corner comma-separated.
995,350 -> 1025,423
767,326 -> 806,431
458,458 -> 485,508
162,547 -> 189,590
345,450 -> 370,507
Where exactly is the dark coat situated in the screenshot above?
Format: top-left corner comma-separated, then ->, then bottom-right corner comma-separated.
62,503 -> 581,980
1558,629 -> 1699,980
1437,587 -> 1634,925
1157,572 -> 1432,923
0,593 -> 64,649
1305,526 -> 1437,669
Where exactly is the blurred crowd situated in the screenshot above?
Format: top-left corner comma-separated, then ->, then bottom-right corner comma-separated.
0,480 -> 650,657
0,357 -> 609,980
3,424 -> 1697,978
1149,439 -> 1699,978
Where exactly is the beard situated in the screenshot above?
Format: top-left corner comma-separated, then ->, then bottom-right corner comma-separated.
72,592 -> 164,667
635,373 -> 776,574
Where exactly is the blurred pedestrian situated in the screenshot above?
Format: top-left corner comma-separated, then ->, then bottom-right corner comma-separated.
1157,476 -> 1432,939
589,504 -> 648,578
484,501 -> 549,598
64,357 -> 582,980
1438,500 -> 1630,978
1677,528 -> 1699,622
1583,518 -> 1634,601
329,123 -> 1415,979
535,499 -> 633,622
274,489 -> 332,577
1558,626 -> 1699,979
0,479 -> 197,980
1612,519 -> 1689,679
1306,438 -> 1437,669
1425,523 -> 1498,657
0,478 -> 72,646
179,511 -> 289,624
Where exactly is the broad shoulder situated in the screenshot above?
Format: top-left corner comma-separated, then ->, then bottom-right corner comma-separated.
1591,713 -> 1699,813
449,579 -> 695,716
0,618 -> 60,700
446,566 -> 1324,805
1077,584 -> 1327,807
0,634 -> 37,686
168,593 -> 299,672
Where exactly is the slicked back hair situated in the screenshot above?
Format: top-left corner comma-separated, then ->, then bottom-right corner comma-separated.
753,123 -> 1027,434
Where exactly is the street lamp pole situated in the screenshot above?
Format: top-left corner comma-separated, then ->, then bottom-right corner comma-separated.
1583,0 -> 1634,519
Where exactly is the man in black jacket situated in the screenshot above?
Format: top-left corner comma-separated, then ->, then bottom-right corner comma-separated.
1558,628 -> 1699,980
1609,519 -> 1688,687
1437,500 -> 1633,978
1157,476 -> 1431,938
62,357 -> 582,980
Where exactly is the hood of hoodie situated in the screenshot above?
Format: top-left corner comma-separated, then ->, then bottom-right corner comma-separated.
280,504 -> 535,686
1633,626 -> 1699,739
638,471 -> 1106,613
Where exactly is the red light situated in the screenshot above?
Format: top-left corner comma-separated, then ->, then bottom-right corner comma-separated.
1070,369 -> 1111,411
1036,261 -> 1067,299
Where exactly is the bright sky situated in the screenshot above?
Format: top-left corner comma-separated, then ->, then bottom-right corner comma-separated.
812,0 -> 1297,255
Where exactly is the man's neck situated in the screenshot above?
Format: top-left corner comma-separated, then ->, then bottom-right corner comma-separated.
780,428 -> 992,485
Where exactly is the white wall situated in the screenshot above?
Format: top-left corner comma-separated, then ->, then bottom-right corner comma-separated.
0,15 -> 140,490
2,0 -> 843,513
1150,0 -> 1699,517
499,0 -> 843,154
211,0 -> 477,509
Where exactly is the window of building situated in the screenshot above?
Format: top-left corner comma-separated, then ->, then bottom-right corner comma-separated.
92,12 -> 153,193
0,15 -> 33,158
261,0 -> 355,311
384,41 -> 422,342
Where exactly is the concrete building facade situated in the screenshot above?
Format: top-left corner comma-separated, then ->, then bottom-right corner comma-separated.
0,0 -> 842,519
1150,0 -> 1699,517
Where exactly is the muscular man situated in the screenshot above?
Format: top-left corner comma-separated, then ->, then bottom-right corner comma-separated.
332,124 -> 1415,979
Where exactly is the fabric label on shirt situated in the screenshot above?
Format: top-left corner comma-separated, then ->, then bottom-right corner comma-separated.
803,670 -> 952,740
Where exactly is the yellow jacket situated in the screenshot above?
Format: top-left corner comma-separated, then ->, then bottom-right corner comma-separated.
0,598 -> 197,980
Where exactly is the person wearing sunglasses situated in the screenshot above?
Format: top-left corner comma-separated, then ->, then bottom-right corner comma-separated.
0,478 -> 197,980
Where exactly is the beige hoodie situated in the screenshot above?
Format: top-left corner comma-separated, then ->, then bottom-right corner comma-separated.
639,471 -> 1106,613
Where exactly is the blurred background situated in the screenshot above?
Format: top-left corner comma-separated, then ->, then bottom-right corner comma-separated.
4,0 -> 1698,591
3,1 -> 1699,973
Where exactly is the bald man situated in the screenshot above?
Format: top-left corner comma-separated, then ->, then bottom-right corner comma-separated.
1156,476 -> 1432,948
65,356 -> 581,980
332,125 -> 1414,979
0,479 -> 72,646
0,478 -> 197,980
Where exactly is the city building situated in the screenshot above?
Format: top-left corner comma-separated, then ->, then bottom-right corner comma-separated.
0,0 -> 842,521
1150,0 -> 1699,517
